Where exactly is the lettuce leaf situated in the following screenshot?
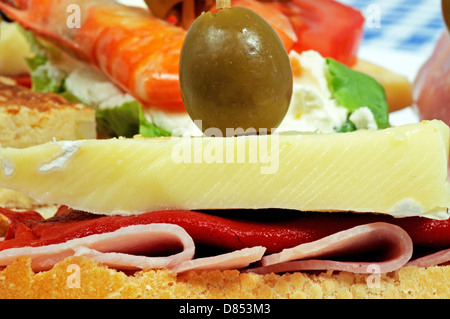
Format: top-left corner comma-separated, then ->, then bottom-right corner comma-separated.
96,101 -> 171,138
18,25 -> 66,94
335,119 -> 356,133
326,58 -> 390,130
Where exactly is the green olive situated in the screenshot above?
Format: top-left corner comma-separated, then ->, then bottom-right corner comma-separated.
179,6 -> 293,137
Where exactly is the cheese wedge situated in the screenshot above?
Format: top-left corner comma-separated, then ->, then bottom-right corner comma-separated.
0,120 -> 449,219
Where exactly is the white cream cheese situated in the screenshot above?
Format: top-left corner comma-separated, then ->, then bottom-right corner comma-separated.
146,109 -> 203,137
277,50 -> 349,133
64,66 -> 135,109
349,106 -> 378,130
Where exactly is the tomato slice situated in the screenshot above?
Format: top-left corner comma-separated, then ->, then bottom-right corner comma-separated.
209,0 -> 297,52
275,0 -> 364,66
215,0 -> 363,65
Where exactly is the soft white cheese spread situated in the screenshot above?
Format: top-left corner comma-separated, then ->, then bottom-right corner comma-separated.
147,109 -> 203,137
349,106 -> 378,130
64,66 -> 135,109
277,50 -> 349,133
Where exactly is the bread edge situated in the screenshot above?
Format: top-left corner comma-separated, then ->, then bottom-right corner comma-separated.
0,256 -> 448,299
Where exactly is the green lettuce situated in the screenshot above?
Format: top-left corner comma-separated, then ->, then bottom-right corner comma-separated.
335,119 -> 356,133
20,28 -> 66,94
326,58 -> 390,131
96,101 -> 171,138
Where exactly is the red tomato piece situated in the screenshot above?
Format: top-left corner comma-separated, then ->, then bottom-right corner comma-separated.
5,74 -> 32,88
232,0 -> 298,51
275,0 -> 364,66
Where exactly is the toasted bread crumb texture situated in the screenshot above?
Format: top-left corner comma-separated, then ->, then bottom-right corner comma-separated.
0,256 -> 448,299
0,76 -> 96,147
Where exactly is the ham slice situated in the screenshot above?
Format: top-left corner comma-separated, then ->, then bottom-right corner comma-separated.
247,223 -> 413,274
0,223 -> 196,271
172,246 -> 266,273
406,248 -> 450,268
0,220 -> 265,273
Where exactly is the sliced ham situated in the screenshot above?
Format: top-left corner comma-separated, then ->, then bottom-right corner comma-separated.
406,248 -> 450,268
247,223 -> 413,274
172,246 -> 266,273
0,223 -> 196,271
0,220 -> 266,273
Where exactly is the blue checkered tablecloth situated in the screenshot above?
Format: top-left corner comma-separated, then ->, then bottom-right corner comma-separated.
338,0 -> 446,53
121,0 -> 445,77
121,0 -> 446,56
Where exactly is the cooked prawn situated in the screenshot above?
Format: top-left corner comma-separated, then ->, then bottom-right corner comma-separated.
0,0 -> 297,113
0,0 -> 186,111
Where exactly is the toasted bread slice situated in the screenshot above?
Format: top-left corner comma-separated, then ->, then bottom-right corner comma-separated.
0,76 -> 95,147
0,256 -> 448,299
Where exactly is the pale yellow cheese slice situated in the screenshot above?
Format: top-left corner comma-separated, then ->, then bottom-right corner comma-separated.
0,120 -> 449,219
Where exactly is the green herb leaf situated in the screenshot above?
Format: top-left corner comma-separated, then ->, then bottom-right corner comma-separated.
26,57 -> 66,94
335,119 -> 356,133
96,101 -> 171,138
18,25 -> 67,94
326,58 -> 390,130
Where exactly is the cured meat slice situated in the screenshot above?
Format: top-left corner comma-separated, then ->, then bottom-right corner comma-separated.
247,223 -> 413,274
0,223 -> 195,271
406,248 -> 450,268
172,246 -> 266,273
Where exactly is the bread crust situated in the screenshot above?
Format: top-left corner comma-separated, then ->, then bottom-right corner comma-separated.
0,256 -> 448,299
0,76 -> 96,148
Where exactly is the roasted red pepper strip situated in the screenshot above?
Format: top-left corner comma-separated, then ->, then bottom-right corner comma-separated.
0,207 -> 449,254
